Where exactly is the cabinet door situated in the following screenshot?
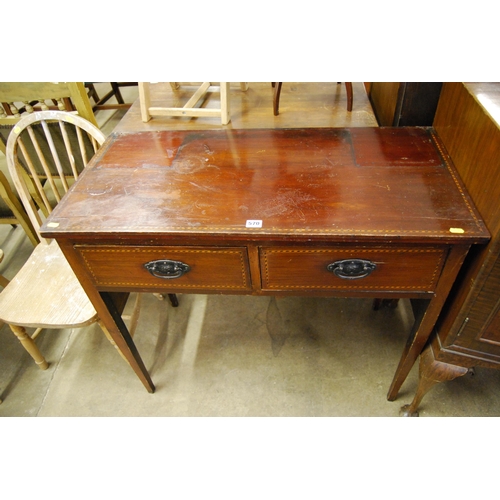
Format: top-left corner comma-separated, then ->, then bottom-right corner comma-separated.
442,255 -> 500,365
368,82 -> 400,126
393,83 -> 443,126
481,306 -> 500,344
369,83 -> 442,126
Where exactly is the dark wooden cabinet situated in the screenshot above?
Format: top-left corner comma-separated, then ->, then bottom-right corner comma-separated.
401,83 -> 500,416
368,82 -> 443,126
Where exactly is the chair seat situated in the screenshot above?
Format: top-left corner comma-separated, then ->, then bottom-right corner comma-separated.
0,240 -> 97,328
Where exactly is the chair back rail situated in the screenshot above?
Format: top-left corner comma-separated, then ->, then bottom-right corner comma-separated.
6,110 -> 105,242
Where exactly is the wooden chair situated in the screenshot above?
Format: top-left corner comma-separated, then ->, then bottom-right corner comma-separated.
0,248 -> 6,403
85,82 -> 137,111
0,249 -> 9,288
0,248 -> 10,334
0,83 -> 97,245
0,82 -> 98,154
272,82 -> 353,115
138,82 -> 249,125
0,110 -> 140,370
0,170 -> 39,246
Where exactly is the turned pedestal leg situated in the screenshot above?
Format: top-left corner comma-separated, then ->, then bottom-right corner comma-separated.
10,324 -> 49,370
400,344 -> 469,417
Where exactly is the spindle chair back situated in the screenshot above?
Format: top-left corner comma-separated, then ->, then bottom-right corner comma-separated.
0,111 -> 139,376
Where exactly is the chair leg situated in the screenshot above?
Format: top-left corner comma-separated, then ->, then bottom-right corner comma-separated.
121,293 -> 142,337
0,250 -> 8,288
220,82 -> 230,125
168,294 -> 179,307
153,293 -> 179,307
110,83 -> 125,104
85,83 -> 101,104
10,324 -> 49,369
372,298 -> 399,310
345,82 -> 353,111
98,320 -> 130,364
273,82 -> 283,116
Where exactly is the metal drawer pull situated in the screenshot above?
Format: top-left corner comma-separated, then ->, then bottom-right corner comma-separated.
144,259 -> 191,279
327,259 -> 377,279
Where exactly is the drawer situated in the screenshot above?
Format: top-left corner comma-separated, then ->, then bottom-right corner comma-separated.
260,246 -> 446,293
75,245 -> 251,291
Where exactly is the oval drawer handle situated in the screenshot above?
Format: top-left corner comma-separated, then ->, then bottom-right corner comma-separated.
144,259 -> 191,279
327,259 -> 377,280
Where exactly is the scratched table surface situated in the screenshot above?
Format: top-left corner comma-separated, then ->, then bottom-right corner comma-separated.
42,127 -> 487,246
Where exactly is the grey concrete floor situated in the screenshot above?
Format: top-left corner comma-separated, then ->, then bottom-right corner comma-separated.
1,83 -> 500,418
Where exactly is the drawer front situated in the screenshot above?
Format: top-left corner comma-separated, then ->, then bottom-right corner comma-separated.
75,245 -> 251,291
260,247 -> 446,292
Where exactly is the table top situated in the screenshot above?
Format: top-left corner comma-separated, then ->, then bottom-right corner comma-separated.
41,126 -> 489,245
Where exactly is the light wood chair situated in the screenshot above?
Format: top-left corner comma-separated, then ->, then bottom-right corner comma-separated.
0,83 -> 98,245
0,170 -> 39,246
0,249 -> 9,288
272,82 -> 353,115
0,110 -> 140,370
138,82 -> 249,125
0,82 -> 98,154
0,248 -> 5,403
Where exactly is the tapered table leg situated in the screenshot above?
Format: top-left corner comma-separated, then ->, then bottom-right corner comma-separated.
387,245 -> 470,401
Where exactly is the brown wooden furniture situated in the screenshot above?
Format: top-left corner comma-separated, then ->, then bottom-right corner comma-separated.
400,83 -> 500,416
273,83 -> 353,115
39,126 -> 489,404
85,83 -> 137,111
368,82 -> 442,126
